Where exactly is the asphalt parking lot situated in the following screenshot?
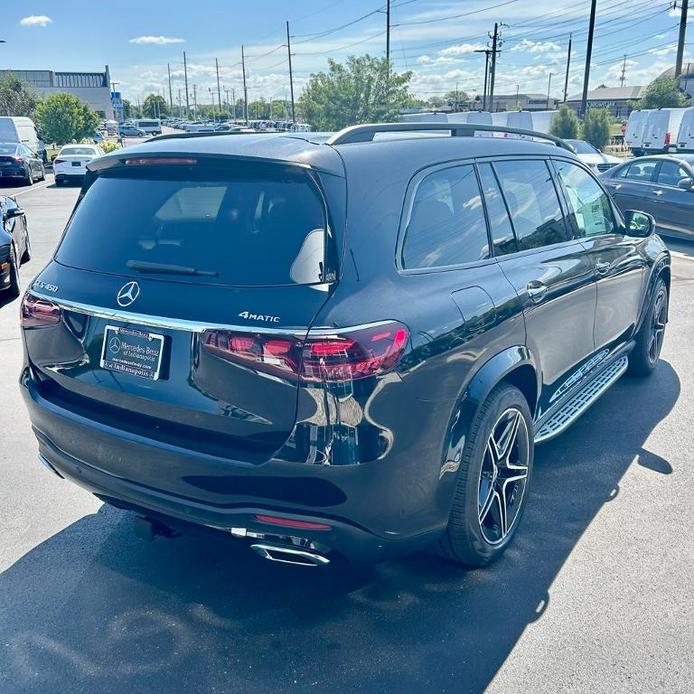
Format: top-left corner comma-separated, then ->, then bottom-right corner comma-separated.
0,173 -> 693,694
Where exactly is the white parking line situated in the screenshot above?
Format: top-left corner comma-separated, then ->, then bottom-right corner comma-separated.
11,181 -> 52,198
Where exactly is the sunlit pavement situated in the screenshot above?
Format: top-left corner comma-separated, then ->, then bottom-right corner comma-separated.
0,172 -> 693,694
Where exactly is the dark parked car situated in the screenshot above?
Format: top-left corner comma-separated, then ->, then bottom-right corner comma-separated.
0,142 -> 46,185
20,123 -> 670,568
1,195 -> 31,299
119,125 -> 147,137
600,154 -> 694,240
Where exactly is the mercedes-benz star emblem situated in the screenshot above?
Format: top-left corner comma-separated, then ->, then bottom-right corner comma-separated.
117,281 -> 140,307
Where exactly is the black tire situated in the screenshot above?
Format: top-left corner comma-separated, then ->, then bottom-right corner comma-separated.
435,383 -> 534,567
23,168 -> 33,186
6,245 -> 21,299
628,278 -> 668,377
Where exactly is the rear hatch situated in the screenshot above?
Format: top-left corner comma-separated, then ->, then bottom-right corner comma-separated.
24,155 -> 341,463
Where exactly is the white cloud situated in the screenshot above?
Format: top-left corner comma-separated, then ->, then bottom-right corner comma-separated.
649,44 -> 677,56
511,39 -> 562,54
19,15 -> 52,27
440,43 -> 486,57
129,35 -> 186,45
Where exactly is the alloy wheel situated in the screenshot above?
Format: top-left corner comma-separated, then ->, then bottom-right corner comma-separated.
648,287 -> 667,365
478,407 -> 530,545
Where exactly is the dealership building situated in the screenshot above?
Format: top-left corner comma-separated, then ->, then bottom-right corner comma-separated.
0,66 -> 115,119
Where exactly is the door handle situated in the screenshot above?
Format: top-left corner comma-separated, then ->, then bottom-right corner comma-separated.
595,261 -> 611,276
526,281 -> 548,303
652,189 -> 663,196
610,183 -> 622,190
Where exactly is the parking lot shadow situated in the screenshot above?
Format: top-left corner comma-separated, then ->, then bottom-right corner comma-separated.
0,361 -> 680,694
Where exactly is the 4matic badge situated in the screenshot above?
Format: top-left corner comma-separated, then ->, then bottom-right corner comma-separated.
238,311 -> 280,323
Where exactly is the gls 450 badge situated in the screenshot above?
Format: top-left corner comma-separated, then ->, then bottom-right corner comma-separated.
238,311 -> 280,323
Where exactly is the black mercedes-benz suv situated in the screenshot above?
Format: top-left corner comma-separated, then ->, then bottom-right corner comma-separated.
20,123 -> 670,568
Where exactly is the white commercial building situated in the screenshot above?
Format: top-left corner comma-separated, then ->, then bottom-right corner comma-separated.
0,66 -> 115,119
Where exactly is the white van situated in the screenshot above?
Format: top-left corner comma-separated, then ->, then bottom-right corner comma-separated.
642,108 -> 688,153
530,110 -> 558,134
133,119 -> 162,135
675,107 -> 694,151
0,116 -> 44,159
625,109 -> 652,155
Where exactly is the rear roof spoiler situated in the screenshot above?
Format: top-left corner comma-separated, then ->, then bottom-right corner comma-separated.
326,122 -> 574,151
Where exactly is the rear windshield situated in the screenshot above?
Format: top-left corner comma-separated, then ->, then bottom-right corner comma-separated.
0,120 -> 18,141
61,146 -> 98,156
55,165 -> 328,287
0,143 -> 18,154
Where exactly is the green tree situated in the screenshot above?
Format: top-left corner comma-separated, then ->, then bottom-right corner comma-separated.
581,107 -> 611,150
142,94 -> 169,118
639,76 -> 686,109
0,73 -> 40,117
298,55 -> 414,130
35,93 -> 99,145
550,105 -> 580,139
427,95 -> 446,109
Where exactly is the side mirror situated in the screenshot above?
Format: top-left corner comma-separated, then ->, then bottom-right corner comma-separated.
677,177 -> 694,190
623,209 -> 655,238
5,207 -> 25,220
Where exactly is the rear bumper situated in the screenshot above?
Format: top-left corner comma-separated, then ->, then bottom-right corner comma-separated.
21,368 -> 446,562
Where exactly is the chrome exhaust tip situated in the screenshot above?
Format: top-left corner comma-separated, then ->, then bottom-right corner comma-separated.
250,542 -> 330,567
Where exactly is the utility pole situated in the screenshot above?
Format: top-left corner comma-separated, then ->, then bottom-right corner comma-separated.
580,0 -> 597,118
241,45 -> 249,124
474,48 -> 491,110
546,72 -> 553,109
286,21 -> 296,123
515,83 -> 520,109
386,0 -> 391,67
183,51 -> 190,119
193,83 -> 197,119
215,58 -> 222,118
209,87 -> 215,120
488,23 -> 505,112
563,33 -> 572,103
676,0 -> 689,77
232,87 -> 236,120
177,88 -> 182,118
619,55 -> 627,88
167,63 -> 174,113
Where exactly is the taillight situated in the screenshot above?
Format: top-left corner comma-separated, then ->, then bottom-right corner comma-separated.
301,322 -> 409,382
125,157 -> 197,166
53,158 -> 64,164
201,321 -> 409,383
665,131 -> 671,145
21,293 -> 61,328
13,156 -> 24,164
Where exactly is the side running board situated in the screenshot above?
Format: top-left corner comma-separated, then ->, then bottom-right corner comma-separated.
534,355 -> 629,444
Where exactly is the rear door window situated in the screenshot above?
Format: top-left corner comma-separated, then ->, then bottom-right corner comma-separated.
56,165 -> 329,286
623,160 -> 658,182
493,160 -> 571,251
401,164 -> 489,269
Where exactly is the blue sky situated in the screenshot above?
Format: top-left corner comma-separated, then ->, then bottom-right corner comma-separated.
1,0 -> 689,103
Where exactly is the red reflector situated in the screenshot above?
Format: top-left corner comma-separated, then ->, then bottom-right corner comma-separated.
255,514 -> 331,531
665,132 -> 671,145
125,157 -> 197,166
20,293 -> 62,328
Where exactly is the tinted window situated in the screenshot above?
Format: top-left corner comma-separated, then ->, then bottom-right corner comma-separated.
56,166 -> 328,287
478,163 -> 518,256
656,161 -> 690,186
61,146 -> 98,156
624,160 -> 657,182
402,164 -> 489,268
0,119 -> 17,141
493,160 -> 570,250
554,160 -> 616,238
0,143 -> 17,155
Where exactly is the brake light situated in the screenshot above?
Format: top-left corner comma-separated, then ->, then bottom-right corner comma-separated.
13,156 -> 24,164
201,321 -> 409,383
665,131 -> 671,145
53,158 -> 64,164
20,293 -> 61,328
125,157 -> 197,166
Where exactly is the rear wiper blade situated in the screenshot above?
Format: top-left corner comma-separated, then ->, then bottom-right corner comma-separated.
126,260 -> 218,277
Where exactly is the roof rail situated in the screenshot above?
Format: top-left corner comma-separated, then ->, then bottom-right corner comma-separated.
146,130 -> 274,142
326,122 -> 574,151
